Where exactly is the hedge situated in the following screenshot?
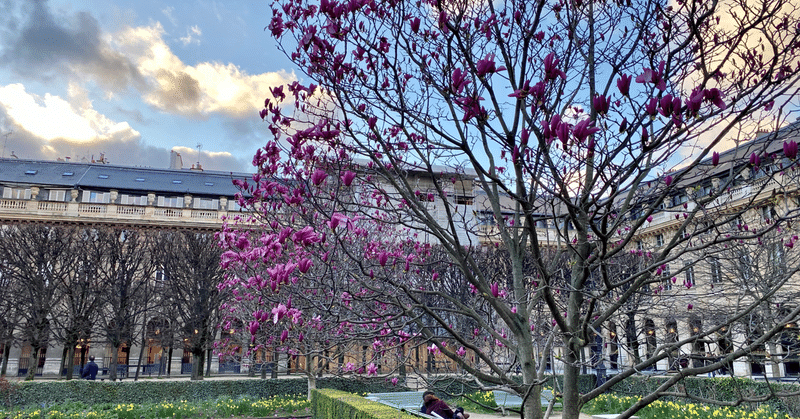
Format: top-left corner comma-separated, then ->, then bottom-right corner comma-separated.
311,388 -> 418,419
426,374 -> 598,397
0,377 -> 409,409
610,375 -> 800,417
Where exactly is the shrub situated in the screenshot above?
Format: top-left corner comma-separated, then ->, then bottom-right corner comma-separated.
3,377 -> 405,409
312,388 -> 418,419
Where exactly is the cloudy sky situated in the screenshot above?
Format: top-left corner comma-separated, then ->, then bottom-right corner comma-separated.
0,0 -> 297,172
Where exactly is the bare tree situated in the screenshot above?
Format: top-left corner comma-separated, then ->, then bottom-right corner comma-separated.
51,227 -> 106,380
158,231 -> 228,380
0,224 -> 73,380
96,228 -> 155,381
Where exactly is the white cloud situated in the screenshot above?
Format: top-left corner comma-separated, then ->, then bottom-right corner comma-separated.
0,83 -> 250,171
161,6 -> 177,26
180,25 -> 202,46
112,23 -> 294,118
0,83 -> 138,143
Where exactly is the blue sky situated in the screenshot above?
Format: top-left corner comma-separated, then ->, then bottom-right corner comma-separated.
0,0 -> 298,172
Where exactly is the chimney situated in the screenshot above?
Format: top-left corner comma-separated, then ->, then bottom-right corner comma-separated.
170,150 -> 183,170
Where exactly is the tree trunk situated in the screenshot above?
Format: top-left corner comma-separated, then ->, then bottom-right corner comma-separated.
166,346 -> 173,377
25,346 -> 40,381
134,337 -> 146,381
271,350 -> 279,379
109,344 -> 119,381
562,345 -> 582,419
66,344 -> 77,380
519,338 -> 542,419
307,365 -> 317,400
1,344 -> 9,377
60,346 -> 68,380
191,349 -> 204,380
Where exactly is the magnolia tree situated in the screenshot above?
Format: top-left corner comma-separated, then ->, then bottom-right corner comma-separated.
222,0 -> 800,416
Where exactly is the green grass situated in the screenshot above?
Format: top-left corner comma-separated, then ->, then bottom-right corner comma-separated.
583,393 -> 796,419
448,391 -> 498,413
0,394 -> 311,419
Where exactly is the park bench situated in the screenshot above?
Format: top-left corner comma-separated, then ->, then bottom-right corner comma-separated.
366,391 -> 438,419
492,389 -> 561,415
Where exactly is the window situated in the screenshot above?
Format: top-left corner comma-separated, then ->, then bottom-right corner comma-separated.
455,195 -> 473,205
684,261 -> 695,287
48,190 -> 66,202
120,194 -> 147,206
710,257 -> 722,283
157,196 -> 183,208
24,170 -> 37,175
672,194 -> 688,207
762,205 -> 777,222
739,251 -> 753,281
97,174 -> 109,179
770,243 -> 786,276
2,187 -> 31,200
227,199 -> 242,212
656,234 -> 664,247
636,240 -> 643,251
193,197 -> 219,210
662,264 -> 672,291
81,191 -> 110,203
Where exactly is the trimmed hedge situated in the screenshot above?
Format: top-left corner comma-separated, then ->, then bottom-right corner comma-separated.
0,377 -> 408,409
427,374 -> 598,398
311,388 -> 418,419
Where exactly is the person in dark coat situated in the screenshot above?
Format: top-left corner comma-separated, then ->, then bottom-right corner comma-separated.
421,391 -> 469,419
82,356 -> 99,380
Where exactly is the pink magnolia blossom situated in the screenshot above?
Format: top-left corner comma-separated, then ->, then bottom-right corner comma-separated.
451,68 -> 471,94
543,53 -> 566,81
409,17 -> 420,33
272,304 -> 288,323
457,347 -> 467,357
635,61 -> 666,91
592,94 -> 610,115
712,151 -> 720,166
784,141 -> 798,160
617,74 -> 632,96
367,363 -> 378,376
340,171 -> 356,186
749,152 -> 761,167
476,54 -> 506,78
572,118 -> 600,143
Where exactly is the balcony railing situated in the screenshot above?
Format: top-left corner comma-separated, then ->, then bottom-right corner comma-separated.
0,199 -> 229,226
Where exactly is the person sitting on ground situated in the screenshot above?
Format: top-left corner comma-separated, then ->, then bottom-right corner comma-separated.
421,391 -> 470,419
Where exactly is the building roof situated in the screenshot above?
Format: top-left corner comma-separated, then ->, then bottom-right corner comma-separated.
0,159 -> 252,197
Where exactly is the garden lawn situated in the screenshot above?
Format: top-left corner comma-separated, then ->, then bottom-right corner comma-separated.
0,394 -> 310,419
583,393 -> 796,419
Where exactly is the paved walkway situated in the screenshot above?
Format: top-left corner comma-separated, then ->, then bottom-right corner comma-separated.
468,413 -> 594,419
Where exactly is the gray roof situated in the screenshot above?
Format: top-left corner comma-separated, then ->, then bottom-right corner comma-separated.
0,159 -> 252,197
